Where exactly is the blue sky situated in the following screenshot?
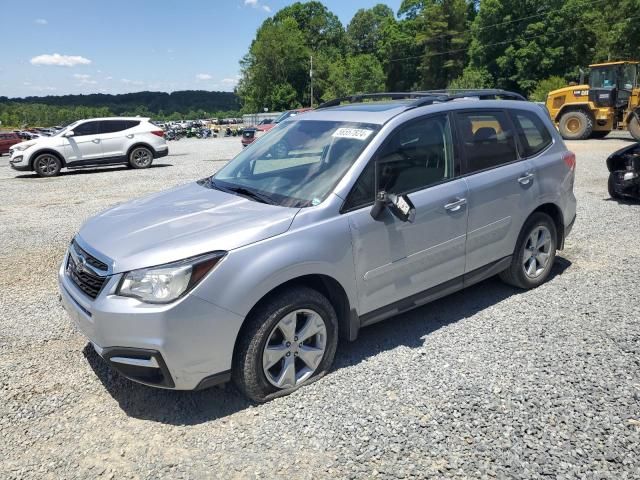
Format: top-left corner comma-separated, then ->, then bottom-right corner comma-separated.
1,0 -> 401,98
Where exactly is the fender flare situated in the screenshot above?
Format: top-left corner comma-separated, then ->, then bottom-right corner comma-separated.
29,148 -> 66,169
554,103 -> 592,122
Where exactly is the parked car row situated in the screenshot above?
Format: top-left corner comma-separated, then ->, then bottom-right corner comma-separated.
241,108 -> 313,147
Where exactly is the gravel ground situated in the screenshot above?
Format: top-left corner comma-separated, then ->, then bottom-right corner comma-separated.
0,134 -> 639,479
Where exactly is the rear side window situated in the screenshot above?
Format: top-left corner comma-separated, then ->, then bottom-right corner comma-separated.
72,121 -> 99,136
99,120 -> 140,134
456,111 -> 518,173
511,110 -> 552,157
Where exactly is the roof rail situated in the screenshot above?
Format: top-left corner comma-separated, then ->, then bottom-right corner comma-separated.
316,92 -> 444,110
316,89 -> 526,110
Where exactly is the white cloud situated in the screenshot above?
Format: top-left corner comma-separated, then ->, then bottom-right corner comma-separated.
196,73 -> 213,81
244,0 -> 271,13
74,73 -> 98,86
221,78 -> 238,85
121,78 -> 144,86
30,53 -> 91,67
105,76 -> 113,80
34,18 -> 48,25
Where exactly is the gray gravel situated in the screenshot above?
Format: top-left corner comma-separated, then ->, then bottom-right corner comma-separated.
1,134 -> 639,479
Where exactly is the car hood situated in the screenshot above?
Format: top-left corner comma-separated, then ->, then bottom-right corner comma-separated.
77,181 -> 299,273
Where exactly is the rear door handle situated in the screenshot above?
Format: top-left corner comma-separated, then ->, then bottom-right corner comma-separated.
92,139 -> 101,144
126,134 -> 134,139
444,197 -> 467,212
518,172 -> 535,185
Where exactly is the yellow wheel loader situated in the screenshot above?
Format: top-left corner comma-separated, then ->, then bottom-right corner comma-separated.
546,61 -> 640,140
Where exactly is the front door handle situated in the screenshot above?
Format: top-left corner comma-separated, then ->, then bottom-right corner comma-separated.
518,172 -> 535,185
444,197 -> 467,212
126,134 -> 134,139
92,139 -> 101,144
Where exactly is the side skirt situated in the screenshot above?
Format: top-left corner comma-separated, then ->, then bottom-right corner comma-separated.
353,256 -> 512,335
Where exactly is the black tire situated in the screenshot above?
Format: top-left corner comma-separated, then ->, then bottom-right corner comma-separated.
33,153 -> 62,177
558,110 -> 593,140
499,212 -> 557,289
128,146 -> 153,169
628,115 -> 640,141
590,130 -> 610,139
232,286 -> 338,403
608,173 -> 621,199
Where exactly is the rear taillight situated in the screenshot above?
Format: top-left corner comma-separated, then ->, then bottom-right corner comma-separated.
151,130 -> 165,137
563,151 -> 576,170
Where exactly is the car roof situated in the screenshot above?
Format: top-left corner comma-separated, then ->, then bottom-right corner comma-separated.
298,98 -> 540,126
76,117 -> 150,122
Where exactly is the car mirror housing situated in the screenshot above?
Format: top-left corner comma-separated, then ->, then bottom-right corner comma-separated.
370,190 -> 416,223
62,130 -> 75,138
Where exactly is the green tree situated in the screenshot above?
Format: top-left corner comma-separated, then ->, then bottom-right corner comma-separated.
448,66 -> 493,89
347,5 -> 395,58
529,76 -> 568,102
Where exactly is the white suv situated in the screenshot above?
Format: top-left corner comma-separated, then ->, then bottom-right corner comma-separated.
9,117 -> 168,177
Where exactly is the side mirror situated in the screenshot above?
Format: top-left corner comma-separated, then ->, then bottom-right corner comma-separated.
370,160 -> 416,222
370,190 -> 416,223
62,130 -> 74,138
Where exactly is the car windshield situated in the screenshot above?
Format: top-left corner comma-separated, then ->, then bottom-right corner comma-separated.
53,121 -> 80,136
212,120 -> 380,208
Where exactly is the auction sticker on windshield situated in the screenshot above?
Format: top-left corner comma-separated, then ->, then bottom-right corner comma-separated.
332,128 -> 374,141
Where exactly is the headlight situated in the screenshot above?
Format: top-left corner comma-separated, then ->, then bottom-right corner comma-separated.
116,251 -> 226,304
13,141 -> 36,151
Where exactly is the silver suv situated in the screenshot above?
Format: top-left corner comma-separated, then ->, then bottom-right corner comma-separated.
59,91 -> 577,402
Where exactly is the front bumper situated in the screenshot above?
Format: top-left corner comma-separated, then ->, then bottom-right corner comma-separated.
9,153 -> 30,171
58,250 -> 242,390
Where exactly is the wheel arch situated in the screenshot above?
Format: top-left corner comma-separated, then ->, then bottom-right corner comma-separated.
555,103 -> 594,122
29,148 -> 66,169
232,274 -> 355,364
126,142 -> 156,159
529,203 -> 565,249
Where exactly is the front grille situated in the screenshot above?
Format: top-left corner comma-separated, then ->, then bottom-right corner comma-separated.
73,241 -> 108,271
66,253 -> 107,299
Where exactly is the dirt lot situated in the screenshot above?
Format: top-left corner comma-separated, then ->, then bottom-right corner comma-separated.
0,135 -> 638,479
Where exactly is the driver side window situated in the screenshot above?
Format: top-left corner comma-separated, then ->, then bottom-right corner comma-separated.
343,114 -> 454,211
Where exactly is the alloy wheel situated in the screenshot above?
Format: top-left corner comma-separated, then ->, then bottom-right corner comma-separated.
522,225 -> 552,278
262,309 -> 327,389
37,155 -> 58,175
131,148 -> 152,167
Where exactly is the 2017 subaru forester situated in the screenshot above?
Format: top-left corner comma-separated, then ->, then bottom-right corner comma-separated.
58,91 -> 577,402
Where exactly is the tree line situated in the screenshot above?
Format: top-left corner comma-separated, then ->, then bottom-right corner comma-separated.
237,0 -> 640,111
0,91 -> 240,128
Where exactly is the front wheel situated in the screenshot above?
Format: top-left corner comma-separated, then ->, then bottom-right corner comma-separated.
628,115 -> 640,141
500,212 -> 557,289
558,110 -> 593,140
128,147 -> 153,169
33,153 -> 62,177
233,286 -> 338,403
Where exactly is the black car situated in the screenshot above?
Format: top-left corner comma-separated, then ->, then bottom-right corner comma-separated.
607,143 -> 640,200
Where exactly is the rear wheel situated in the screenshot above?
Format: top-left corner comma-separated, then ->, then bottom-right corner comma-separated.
233,286 -> 338,403
628,115 -> 640,141
33,153 -> 62,177
558,110 -> 593,140
500,213 -> 557,289
128,147 -> 153,169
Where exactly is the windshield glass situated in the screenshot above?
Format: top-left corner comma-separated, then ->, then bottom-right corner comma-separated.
213,120 -> 379,208
273,111 -> 293,123
590,67 -> 618,89
53,120 -> 80,136
621,63 -> 638,90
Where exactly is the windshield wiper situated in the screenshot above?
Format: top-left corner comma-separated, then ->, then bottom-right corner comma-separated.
209,179 -> 275,205
225,186 -> 276,205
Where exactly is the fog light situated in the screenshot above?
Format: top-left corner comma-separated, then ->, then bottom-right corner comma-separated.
623,172 -> 638,181
10,156 -> 23,164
